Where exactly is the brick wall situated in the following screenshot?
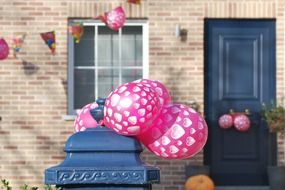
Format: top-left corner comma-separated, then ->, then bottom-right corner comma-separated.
0,0 -> 284,190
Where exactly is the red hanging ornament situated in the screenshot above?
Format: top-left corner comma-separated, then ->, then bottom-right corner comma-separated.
233,114 -> 251,132
0,38 -> 9,60
218,114 -> 233,129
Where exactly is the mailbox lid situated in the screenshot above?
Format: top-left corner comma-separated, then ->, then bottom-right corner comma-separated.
64,127 -> 143,152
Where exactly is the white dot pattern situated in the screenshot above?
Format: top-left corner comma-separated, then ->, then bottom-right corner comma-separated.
138,104 -> 208,160
73,102 -> 99,132
104,82 -> 162,136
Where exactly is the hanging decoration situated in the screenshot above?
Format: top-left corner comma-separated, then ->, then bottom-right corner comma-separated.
74,102 -> 99,132
100,78 -> 208,160
233,114 -> 251,132
138,104 -> 208,159
127,0 -> 141,4
12,34 -> 26,58
104,82 -> 162,136
40,31 -> 56,55
69,23 -> 84,43
0,38 -> 9,60
218,114 -> 233,129
99,6 -> 126,31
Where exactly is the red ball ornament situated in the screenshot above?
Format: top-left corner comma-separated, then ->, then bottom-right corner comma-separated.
138,104 -> 208,160
233,114 -> 251,132
0,38 -> 9,60
104,82 -> 162,136
218,114 -> 233,129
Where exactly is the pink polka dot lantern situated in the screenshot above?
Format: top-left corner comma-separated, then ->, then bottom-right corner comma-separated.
104,82 -> 162,136
133,79 -> 171,106
233,114 -> 251,132
0,38 -> 9,60
104,6 -> 126,31
139,104 -> 208,160
74,102 -> 98,132
218,114 -> 233,129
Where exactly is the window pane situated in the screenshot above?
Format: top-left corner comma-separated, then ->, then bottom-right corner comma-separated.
98,69 -> 119,98
98,26 -> 119,67
74,26 -> 95,67
122,69 -> 142,83
74,69 -> 95,109
121,26 -> 143,67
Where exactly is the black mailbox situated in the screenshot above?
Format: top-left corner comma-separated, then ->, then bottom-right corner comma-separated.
45,99 -> 160,190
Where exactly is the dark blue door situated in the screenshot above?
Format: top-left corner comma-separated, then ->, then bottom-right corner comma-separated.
204,19 -> 276,186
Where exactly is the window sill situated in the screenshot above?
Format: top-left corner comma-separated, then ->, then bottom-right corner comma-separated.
62,115 -> 76,121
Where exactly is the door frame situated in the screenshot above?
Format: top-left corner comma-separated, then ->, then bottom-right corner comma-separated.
203,18 -> 277,170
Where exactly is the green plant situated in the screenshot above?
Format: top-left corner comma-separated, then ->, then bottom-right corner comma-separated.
262,102 -> 285,133
20,184 -> 38,190
1,179 -> 12,190
0,179 -> 61,190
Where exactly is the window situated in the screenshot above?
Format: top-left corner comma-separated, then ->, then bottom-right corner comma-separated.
68,20 -> 149,114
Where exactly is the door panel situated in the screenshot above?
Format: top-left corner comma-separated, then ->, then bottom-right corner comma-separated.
204,20 -> 276,186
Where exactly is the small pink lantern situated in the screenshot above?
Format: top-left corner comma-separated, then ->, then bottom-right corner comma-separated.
218,114 -> 233,129
139,104 -> 208,160
74,102 -> 98,132
133,79 -> 171,106
99,6 -> 126,31
233,114 -> 251,132
104,82 -> 162,136
0,38 -> 9,60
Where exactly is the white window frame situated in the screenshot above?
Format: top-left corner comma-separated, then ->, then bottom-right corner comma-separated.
68,19 -> 149,115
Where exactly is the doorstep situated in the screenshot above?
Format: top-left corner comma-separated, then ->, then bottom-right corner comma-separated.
216,186 -> 270,190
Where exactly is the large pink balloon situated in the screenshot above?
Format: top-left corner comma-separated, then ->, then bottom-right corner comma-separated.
233,114 -> 251,132
104,82 -> 162,136
218,114 -> 233,129
106,6 -> 126,31
74,102 -> 98,132
133,79 -> 171,106
138,104 -> 208,160
137,104 -> 180,145
0,38 -> 9,60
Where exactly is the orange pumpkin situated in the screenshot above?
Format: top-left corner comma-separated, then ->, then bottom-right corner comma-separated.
185,175 -> 215,190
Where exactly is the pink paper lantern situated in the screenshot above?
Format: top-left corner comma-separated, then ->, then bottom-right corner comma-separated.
104,82 -> 162,136
0,38 -> 9,60
74,102 -> 98,132
133,79 -> 171,105
100,6 -> 126,31
233,114 -> 251,132
218,114 -> 233,129
139,104 -> 208,160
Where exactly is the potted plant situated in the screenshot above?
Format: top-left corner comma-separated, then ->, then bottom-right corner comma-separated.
262,102 -> 285,190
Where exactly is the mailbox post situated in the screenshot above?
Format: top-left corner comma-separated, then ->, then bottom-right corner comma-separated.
45,99 -> 160,190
